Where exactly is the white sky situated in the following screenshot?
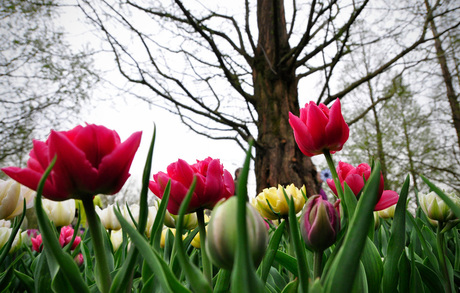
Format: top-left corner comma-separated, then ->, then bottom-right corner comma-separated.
59,4 -> 256,196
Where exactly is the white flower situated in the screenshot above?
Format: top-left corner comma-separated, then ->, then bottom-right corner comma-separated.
96,204 -> 121,230
42,198 -> 75,227
0,227 -> 24,253
420,191 -> 460,222
0,179 -> 35,220
110,229 -> 124,252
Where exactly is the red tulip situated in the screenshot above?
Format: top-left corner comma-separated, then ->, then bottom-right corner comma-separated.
2,124 -> 142,200
149,157 -> 234,214
326,162 -> 398,211
289,98 -> 349,157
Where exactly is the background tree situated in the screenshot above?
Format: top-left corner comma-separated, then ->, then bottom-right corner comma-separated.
0,0 -> 98,169
78,0 -> 459,195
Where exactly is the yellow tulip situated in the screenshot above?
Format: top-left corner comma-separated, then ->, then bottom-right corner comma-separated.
252,184 -> 306,220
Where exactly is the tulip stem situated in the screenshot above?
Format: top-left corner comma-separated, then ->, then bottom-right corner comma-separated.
197,208 -> 212,284
323,150 -> 344,202
83,197 -> 112,293
437,224 -> 453,293
313,250 -> 324,280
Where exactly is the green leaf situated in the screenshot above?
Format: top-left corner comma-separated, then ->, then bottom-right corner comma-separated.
231,140 -> 265,292
343,182 -> 358,218
174,177 -> 213,293
114,205 -> 190,293
287,195 -> 309,292
381,174 -> 410,293
111,126 -> 156,293
34,156 -> 89,293
406,211 -> 439,272
322,162 -> 382,292
273,251 -> 298,277
361,238 -> 383,292
213,269 -> 231,293
281,279 -> 298,293
257,221 -> 286,283
14,269 -> 34,292
33,253 -> 52,292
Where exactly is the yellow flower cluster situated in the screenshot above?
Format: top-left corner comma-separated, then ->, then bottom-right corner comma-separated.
252,184 -> 306,220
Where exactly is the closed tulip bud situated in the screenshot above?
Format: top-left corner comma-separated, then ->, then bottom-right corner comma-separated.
377,204 -> 396,219
0,179 -> 36,220
252,184 -> 306,220
0,220 -> 11,228
206,196 -> 268,270
110,229 -> 124,252
42,198 -> 75,227
163,209 -> 198,230
300,195 -> 340,252
96,204 -> 121,230
420,191 -> 460,223
74,253 -> 84,266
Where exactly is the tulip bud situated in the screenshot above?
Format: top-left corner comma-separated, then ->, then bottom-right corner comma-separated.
0,179 -> 36,220
206,196 -> 268,270
300,195 -> 340,252
96,204 -> 121,230
163,210 -> 198,230
377,204 -> 396,219
42,198 -> 75,227
74,253 -> 84,266
419,191 -> 460,223
110,229 -> 124,252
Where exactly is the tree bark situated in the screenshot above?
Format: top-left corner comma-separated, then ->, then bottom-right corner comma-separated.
253,0 -> 318,195
425,0 -> 460,150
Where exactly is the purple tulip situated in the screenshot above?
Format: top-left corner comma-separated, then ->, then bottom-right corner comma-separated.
300,195 -> 340,251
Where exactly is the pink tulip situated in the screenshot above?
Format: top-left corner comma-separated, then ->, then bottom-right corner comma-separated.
59,226 -> 81,250
2,124 -> 142,200
149,157 -> 234,214
289,98 -> 349,157
326,162 -> 398,211
31,234 -> 42,252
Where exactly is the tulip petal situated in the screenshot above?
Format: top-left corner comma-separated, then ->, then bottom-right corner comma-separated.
71,124 -> 120,168
344,173 -> 365,196
326,178 -> 338,196
306,103 -> 328,151
289,113 -> 317,156
201,159 -> 223,203
324,99 -> 349,150
96,131 -> 142,194
48,130 -> 98,196
374,190 -> 399,211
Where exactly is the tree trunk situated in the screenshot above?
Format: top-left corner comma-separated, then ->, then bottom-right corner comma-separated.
425,0 -> 460,150
252,0 -> 318,195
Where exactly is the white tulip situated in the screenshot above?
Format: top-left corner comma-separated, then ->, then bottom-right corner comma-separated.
42,198 -> 75,227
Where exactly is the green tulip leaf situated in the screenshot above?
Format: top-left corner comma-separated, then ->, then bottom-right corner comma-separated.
113,206 -> 190,293
322,161 -> 382,292
174,176 -> 213,293
257,220 -> 286,283
231,139 -> 265,292
111,125 -> 156,293
361,238 -> 383,292
287,195 -> 309,292
34,156 -> 89,293
381,174 -> 410,293
273,251 -> 298,277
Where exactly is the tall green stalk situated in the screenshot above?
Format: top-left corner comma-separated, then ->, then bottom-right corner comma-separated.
197,208 -> 212,284
83,197 -> 112,293
437,224 -> 453,293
